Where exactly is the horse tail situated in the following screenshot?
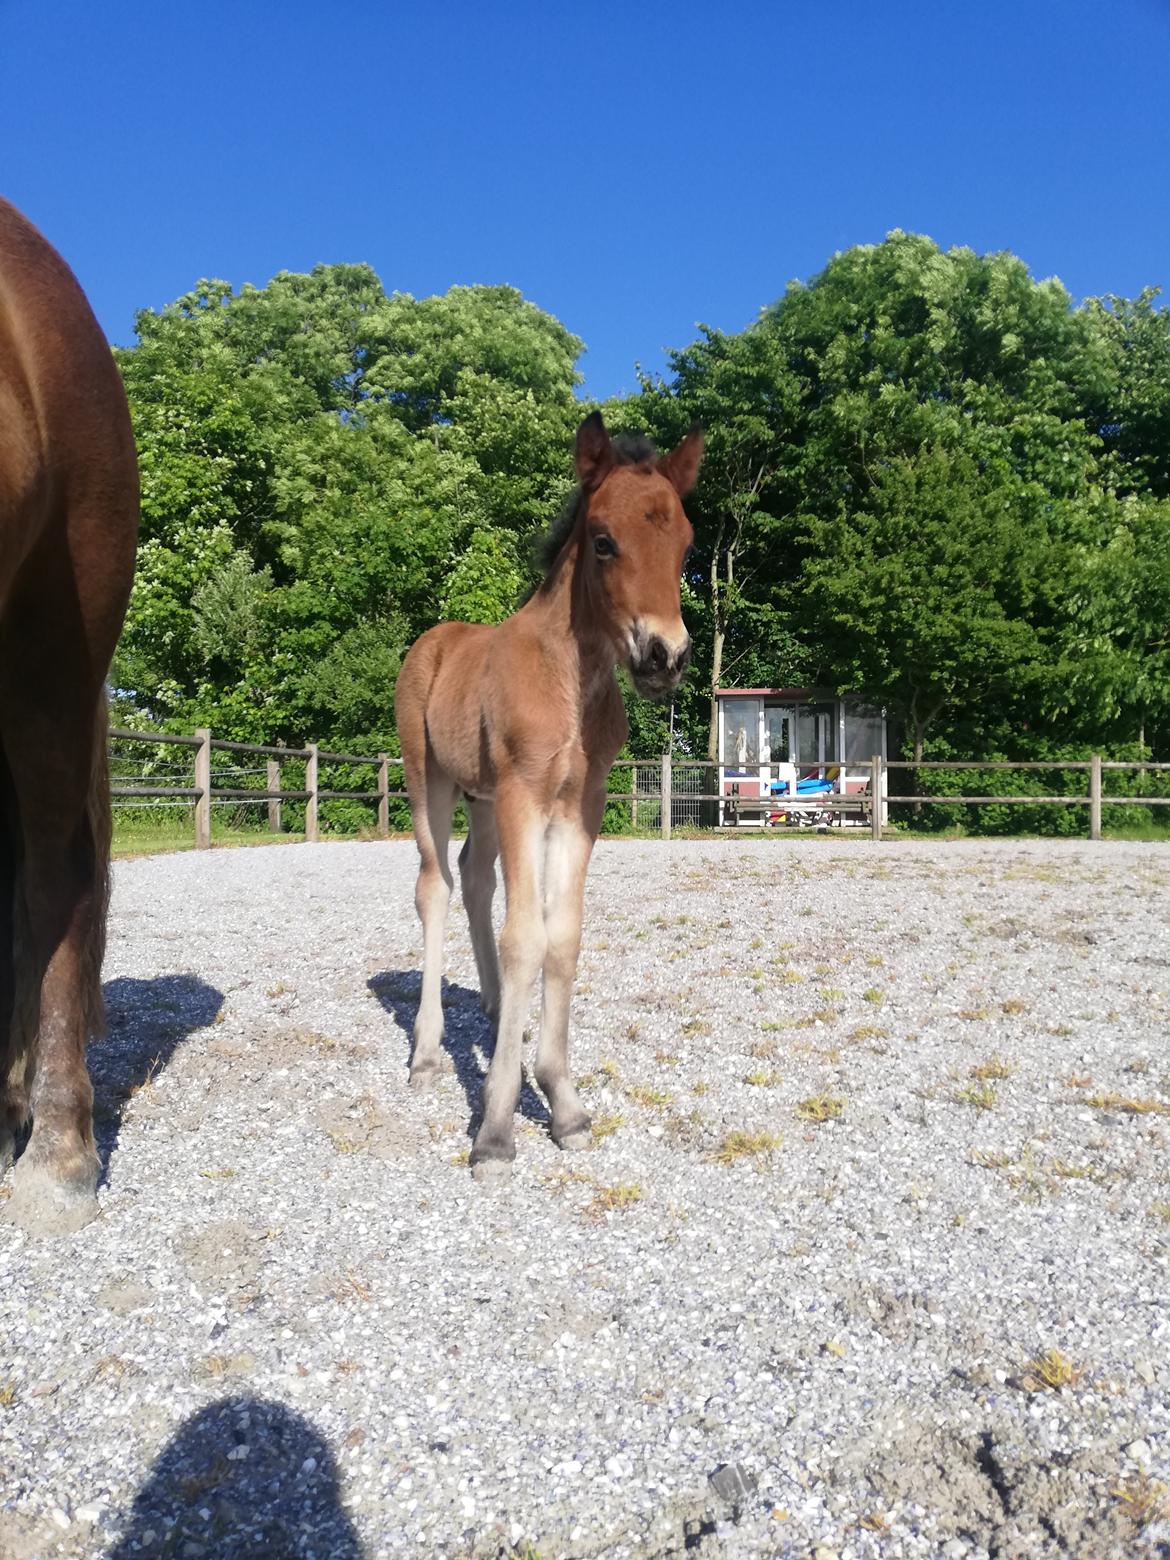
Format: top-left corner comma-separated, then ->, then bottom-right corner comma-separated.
82,689 -> 112,1047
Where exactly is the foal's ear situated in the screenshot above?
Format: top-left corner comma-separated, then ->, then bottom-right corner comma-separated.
575,410 -> 614,492
659,425 -> 704,496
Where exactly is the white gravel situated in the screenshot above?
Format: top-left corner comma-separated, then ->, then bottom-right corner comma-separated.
2,836 -> 1169,1559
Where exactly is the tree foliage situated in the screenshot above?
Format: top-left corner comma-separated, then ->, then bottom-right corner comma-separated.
113,235 -> 1170,818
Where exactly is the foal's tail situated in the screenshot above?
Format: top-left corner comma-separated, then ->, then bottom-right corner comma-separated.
1,693 -> 111,1098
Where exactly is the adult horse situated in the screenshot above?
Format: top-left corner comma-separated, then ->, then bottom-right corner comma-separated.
396,412 -> 701,1180
0,198 -> 138,1234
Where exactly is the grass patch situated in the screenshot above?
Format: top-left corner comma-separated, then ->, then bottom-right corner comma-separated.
591,1114 -> 625,1142
625,1083 -> 672,1108
1112,1474 -> 1170,1529
970,1055 -> 1013,1082
1019,1348 -> 1084,1392
956,1082 -> 997,1110
1086,1091 -> 1170,1116
583,1182 -> 642,1219
708,1130 -> 783,1166
796,1095 -> 844,1124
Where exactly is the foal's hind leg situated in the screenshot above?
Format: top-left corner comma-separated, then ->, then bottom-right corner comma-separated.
409,775 -> 457,1089
459,799 -> 500,1024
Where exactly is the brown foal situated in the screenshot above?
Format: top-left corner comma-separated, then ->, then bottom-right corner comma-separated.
395,412 -> 701,1180
0,198 -> 139,1234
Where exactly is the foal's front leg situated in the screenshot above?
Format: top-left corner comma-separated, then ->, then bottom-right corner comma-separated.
534,812 -> 596,1150
470,788 -> 545,1182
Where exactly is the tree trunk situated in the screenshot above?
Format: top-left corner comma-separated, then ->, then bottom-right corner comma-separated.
707,621 -> 725,763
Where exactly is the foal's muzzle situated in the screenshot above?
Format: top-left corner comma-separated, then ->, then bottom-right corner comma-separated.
629,630 -> 692,700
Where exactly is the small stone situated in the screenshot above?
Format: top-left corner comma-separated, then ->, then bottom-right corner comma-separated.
1136,1360 -> 1156,1386
50,1508 -> 70,1531
226,1444 -> 249,1461
1127,1438 -> 1152,1465
29,1381 -> 59,1398
301,1456 -> 318,1475
74,1505 -> 102,1524
708,1462 -> 757,1504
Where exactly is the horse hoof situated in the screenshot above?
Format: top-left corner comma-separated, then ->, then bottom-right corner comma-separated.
2,1166 -> 99,1237
409,1061 -> 447,1091
554,1125 -> 593,1152
470,1156 -> 512,1186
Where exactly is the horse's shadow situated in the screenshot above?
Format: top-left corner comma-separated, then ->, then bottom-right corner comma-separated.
106,1395 -> 361,1559
368,968 -> 549,1132
90,973 -> 224,1182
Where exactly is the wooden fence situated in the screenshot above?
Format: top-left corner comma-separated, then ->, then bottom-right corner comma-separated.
109,729 -> 1170,847
109,728 -> 408,848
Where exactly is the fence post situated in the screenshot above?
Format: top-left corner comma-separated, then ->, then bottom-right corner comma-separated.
194,727 -> 211,850
870,754 -> 882,843
377,753 -> 390,839
661,752 -> 672,841
631,764 -> 639,832
1090,753 -> 1102,841
305,743 -> 319,843
267,758 -> 282,834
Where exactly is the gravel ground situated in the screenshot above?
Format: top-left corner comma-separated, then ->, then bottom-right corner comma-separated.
2,835 -> 1169,1560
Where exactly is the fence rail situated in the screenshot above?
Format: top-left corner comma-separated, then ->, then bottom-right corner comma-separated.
108,730 -> 1169,847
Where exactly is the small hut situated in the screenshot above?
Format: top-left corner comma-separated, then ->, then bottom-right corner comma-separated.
715,687 -> 887,827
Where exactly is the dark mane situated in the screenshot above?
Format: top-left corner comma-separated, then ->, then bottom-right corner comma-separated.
535,434 -> 660,577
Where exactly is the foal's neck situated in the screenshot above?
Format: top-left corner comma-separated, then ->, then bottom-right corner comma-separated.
527,541 -> 616,707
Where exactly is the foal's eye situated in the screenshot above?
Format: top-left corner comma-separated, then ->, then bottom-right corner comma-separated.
593,534 -> 617,559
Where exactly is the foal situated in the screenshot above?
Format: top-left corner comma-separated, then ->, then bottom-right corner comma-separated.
395,412 -> 701,1180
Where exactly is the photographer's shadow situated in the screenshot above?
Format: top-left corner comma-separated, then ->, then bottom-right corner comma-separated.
90,973 -> 224,1182
107,1395 -> 361,1558
368,968 -> 549,1132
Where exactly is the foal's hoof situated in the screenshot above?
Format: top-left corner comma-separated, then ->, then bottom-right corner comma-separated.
470,1157 -> 513,1186
409,1059 -> 449,1092
554,1125 -> 593,1153
2,1166 -> 99,1237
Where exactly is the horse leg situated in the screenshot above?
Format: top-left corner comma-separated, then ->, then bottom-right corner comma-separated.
459,798 -> 500,1024
470,786 -> 545,1182
0,746 -> 21,1176
0,694 -> 107,1236
535,808 -> 598,1150
408,773 -> 457,1089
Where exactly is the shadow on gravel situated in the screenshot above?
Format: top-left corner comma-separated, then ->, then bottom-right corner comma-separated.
369,968 -> 550,1132
107,1395 -> 361,1559
90,974 -> 224,1182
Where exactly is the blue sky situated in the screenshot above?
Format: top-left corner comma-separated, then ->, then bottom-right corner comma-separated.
3,0 -> 1167,400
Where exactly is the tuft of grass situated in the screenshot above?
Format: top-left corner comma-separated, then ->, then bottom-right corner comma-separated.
956,1083 -> 997,1111
198,1166 -> 237,1179
449,1148 -> 470,1166
598,1057 -> 622,1081
796,1095 -> 844,1124
591,1113 -> 624,1142
744,1071 -> 779,1088
862,988 -> 884,1005
655,1050 -> 680,1066
584,1182 -> 642,1219
1112,1474 -> 1170,1529
0,1381 -> 16,1408
680,1019 -> 711,1038
848,1024 -> 888,1042
1148,1201 -> 1170,1223
999,998 -> 1029,1015
970,1055 -> 1013,1082
1019,1347 -> 1084,1392
958,1006 -> 991,1021
708,1129 -> 783,1166
691,1080 -> 710,1096
1086,1092 -> 1170,1116
748,1039 -> 777,1059
626,1083 -> 672,1108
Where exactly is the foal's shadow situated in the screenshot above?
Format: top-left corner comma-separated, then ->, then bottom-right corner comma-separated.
89,974 -> 224,1181
368,969 -> 549,1131
107,1394 -> 361,1558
